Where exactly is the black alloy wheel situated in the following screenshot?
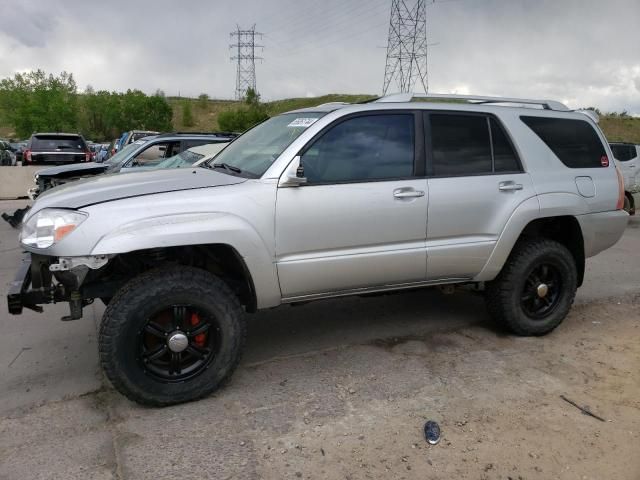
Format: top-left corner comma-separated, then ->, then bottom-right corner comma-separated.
520,263 -> 562,320
99,266 -> 246,406
139,305 -> 221,382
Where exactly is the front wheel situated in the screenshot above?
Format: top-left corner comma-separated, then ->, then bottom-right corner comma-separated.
485,238 -> 577,336
99,266 -> 246,406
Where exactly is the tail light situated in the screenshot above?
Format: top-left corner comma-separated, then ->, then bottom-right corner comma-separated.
615,164 -> 625,210
85,150 -> 90,162
24,149 -> 31,163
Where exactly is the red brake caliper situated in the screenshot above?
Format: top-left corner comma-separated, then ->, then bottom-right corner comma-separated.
190,312 -> 206,347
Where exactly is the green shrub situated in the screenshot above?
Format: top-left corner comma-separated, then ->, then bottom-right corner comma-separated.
217,88 -> 268,132
182,100 -> 195,127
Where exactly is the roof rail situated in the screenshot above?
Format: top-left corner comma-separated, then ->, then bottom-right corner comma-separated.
375,92 -> 570,112
159,131 -> 239,137
316,102 -> 350,107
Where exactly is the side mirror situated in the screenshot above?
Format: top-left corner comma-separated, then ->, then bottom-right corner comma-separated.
279,156 -> 307,187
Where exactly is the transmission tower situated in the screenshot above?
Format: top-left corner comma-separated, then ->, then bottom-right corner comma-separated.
230,25 -> 263,100
382,0 -> 429,95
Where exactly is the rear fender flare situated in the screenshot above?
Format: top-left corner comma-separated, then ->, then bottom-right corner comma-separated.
474,193 -> 589,282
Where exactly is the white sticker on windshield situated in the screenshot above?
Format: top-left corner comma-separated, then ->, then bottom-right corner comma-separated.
287,117 -> 319,128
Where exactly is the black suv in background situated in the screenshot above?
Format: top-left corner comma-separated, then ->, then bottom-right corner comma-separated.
25,133 -> 89,165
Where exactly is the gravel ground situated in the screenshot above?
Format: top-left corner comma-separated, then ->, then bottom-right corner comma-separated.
0,200 -> 638,479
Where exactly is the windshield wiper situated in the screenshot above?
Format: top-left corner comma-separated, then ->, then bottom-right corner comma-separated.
212,162 -> 242,174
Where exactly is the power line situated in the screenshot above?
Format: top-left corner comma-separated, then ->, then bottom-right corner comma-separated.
230,25 -> 264,99
382,0 -> 430,94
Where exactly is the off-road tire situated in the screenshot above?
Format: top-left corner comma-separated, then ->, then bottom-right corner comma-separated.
485,238 -> 577,336
624,193 -> 635,216
98,266 -> 246,406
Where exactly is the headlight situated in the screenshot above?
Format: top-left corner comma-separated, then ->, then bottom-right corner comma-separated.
20,209 -> 88,249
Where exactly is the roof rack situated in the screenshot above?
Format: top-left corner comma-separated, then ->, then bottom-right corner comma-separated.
375,93 -> 570,112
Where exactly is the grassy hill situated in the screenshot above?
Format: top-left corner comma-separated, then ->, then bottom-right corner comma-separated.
2,94 -> 639,144
167,94 -> 375,132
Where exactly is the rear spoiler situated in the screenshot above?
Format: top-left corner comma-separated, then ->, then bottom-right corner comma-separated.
577,109 -> 600,123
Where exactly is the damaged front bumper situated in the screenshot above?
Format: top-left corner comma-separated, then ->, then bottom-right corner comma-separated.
8,254 -> 61,315
7,253 -> 113,320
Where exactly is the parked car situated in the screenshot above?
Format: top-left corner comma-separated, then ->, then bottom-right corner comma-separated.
0,140 -> 15,165
9,141 -> 27,164
23,133 -> 89,165
108,138 -> 119,157
117,130 -> 159,152
609,142 -> 639,215
145,142 -> 229,170
96,144 -> 110,163
28,133 -> 236,199
8,93 -> 628,406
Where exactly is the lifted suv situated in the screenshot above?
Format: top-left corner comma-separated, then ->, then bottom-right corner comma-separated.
8,93 -> 628,406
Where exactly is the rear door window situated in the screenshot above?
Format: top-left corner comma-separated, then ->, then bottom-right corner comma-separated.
490,118 -> 520,172
429,114 -> 521,176
521,116 -> 607,168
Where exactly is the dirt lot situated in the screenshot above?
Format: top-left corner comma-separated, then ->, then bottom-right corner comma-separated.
0,200 -> 638,480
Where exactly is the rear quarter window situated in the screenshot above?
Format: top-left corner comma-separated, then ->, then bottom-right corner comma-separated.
610,144 -> 637,162
521,116 -> 606,168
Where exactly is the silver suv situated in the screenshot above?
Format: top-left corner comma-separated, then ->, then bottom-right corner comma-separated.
7,93 -> 629,406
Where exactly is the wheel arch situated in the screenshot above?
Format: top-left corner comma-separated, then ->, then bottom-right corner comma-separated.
85,244 -> 263,312
86,212 -> 281,309
518,216 -> 585,287
475,195 -> 587,286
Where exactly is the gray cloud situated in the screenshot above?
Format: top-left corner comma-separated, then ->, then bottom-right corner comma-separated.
1,1 -> 56,47
0,0 -> 638,114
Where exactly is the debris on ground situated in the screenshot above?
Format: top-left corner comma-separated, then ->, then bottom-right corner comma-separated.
2,206 -> 30,228
560,394 -> 606,422
424,420 -> 441,445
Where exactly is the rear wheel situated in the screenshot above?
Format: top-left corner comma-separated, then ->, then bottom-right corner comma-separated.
99,266 -> 246,406
624,193 -> 635,216
485,238 -> 577,336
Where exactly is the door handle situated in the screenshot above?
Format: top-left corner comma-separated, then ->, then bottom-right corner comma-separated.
498,181 -> 523,192
393,189 -> 425,199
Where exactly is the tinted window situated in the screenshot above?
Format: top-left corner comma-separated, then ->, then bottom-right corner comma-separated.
31,135 -> 86,151
490,118 -> 520,172
610,144 -> 637,162
521,116 -> 606,168
431,114 -> 492,176
302,114 -> 414,184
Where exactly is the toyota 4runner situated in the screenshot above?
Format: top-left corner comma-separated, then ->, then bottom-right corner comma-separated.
7,93 -> 629,406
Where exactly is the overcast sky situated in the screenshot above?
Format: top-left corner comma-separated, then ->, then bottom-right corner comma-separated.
1,0 -> 639,114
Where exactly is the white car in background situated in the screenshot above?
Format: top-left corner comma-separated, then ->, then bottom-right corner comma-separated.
610,142 -> 639,215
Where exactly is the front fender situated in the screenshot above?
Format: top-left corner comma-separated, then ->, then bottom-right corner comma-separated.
89,211 -> 281,309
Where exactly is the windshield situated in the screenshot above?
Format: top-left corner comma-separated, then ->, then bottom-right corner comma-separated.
209,112 -> 325,177
153,150 -> 204,169
104,141 -> 146,166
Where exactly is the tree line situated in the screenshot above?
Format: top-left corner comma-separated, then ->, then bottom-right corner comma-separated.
0,70 -> 173,141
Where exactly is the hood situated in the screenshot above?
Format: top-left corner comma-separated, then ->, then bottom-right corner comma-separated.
32,167 -> 247,211
37,162 -> 109,177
